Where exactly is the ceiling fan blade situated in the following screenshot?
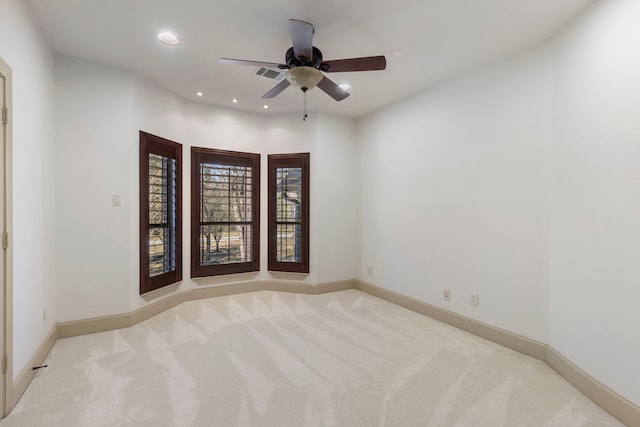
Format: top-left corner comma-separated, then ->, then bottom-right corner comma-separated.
220,58 -> 288,69
322,56 -> 386,72
262,79 -> 291,99
289,19 -> 314,62
317,76 -> 350,101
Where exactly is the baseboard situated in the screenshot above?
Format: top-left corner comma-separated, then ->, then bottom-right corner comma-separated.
354,280 -> 547,360
186,281 -> 264,301
266,279 -> 355,294
354,279 -> 639,427
133,291 -> 186,325
546,347 -> 640,427
11,326 -> 56,410
16,279 -> 639,427
57,310 -> 135,339
57,279 -> 356,339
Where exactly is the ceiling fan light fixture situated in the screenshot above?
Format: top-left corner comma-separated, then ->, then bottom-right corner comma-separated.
287,66 -> 323,91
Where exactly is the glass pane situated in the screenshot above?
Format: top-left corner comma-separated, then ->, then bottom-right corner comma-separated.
275,166 -> 303,263
275,167 -> 302,223
201,163 -> 253,224
199,161 -> 254,267
276,224 -> 302,263
149,154 -> 167,225
199,224 -> 253,266
148,226 -> 177,277
148,153 -> 177,276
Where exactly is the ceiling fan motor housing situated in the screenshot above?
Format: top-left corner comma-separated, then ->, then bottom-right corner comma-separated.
286,46 -> 323,69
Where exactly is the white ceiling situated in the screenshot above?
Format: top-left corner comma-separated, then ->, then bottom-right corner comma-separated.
26,0 -> 596,118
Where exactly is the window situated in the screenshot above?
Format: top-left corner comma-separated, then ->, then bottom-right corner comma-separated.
139,131 -> 182,294
191,147 -> 260,277
268,153 -> 310,273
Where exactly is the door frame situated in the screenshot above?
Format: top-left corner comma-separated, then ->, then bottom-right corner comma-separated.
0,55 -> 14,418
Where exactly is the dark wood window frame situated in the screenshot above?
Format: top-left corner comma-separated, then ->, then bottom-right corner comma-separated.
268,153 -> 310,273
139,131 -> 183,294
191,147 -> 260,277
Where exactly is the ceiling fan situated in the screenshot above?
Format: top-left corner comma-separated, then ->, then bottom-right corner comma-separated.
220,19 -> 386,102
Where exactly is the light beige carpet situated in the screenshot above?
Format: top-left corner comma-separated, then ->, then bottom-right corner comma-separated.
2,290 -> 624,426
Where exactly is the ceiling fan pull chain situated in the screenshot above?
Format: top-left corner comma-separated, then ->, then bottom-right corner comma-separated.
303,91 -> 308,121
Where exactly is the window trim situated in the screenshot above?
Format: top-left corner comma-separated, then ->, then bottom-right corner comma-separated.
191,147 -> 260,277
268,153 -> 310,273
139,131 -> 183,294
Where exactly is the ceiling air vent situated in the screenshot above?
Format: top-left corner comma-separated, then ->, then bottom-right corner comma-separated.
254,67 -> 286,81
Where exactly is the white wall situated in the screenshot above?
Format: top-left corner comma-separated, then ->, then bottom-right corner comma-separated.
55,56 -> 132,322
357,46 -> 552,343
53,57 -> 360,315
548,0 -> 640,405
357,0 -> 640,407
259,112 -> 319,283
27,0 -> 640,409
129,74 -> 187,309
0,0 -> 57,380
314,114 -> 359,284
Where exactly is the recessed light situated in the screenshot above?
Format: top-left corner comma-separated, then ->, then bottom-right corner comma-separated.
232,99 -> 238,103
338,83 -> 351,91
263,105 -> 269,109
158,32 -> 179,45
196,91 -> 203,97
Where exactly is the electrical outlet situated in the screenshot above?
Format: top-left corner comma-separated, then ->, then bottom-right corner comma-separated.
367,266 -> 372,275
471,294 -> 479,306
443,289 -> 451,301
